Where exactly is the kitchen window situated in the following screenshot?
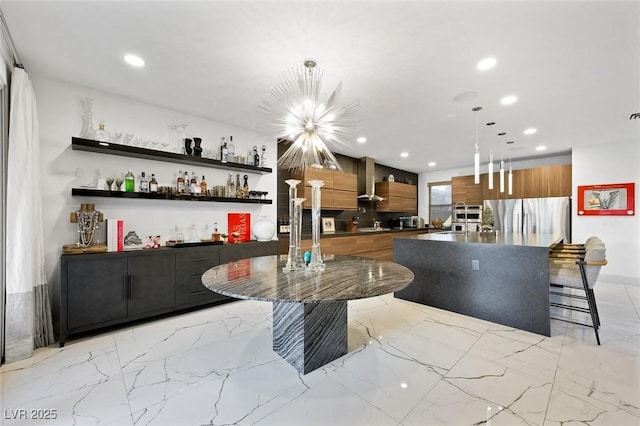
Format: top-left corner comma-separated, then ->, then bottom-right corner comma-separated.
428,181 -> 451,223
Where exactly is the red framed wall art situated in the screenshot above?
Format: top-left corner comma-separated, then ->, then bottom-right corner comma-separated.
577,182 -> 635,216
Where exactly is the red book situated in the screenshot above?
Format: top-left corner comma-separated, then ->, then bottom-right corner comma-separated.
227,213 -> 251,243
117,220 -> 124,252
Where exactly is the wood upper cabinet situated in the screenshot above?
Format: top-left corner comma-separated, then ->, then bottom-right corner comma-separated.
376,181 -> 418,213
451,176 -> 467,204
293,167 -> 357,209
465,176 -> 483,205
454,164 -> 571,203
482,169 -> 524,200
545,164 -> 572,197
521,168 -> 544,198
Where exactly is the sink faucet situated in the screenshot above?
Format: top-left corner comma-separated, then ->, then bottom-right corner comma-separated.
454,201 -> 468,235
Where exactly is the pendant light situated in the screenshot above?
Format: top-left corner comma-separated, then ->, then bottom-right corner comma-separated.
498,132 -> 506,193
472,106 -> 483,184
508,156 -> 513,195
486,122 -> 495,190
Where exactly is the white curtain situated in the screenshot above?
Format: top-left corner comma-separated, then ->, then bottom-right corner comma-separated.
5,67 -> 53,363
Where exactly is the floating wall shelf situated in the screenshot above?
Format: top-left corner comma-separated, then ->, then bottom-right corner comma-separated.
71,188 -> 273,204
71,137 -> 273,174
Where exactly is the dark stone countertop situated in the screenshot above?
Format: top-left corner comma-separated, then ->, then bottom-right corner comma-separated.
201,254 -> 414,303
398,231 -> 562,248
277,227 -> 429,240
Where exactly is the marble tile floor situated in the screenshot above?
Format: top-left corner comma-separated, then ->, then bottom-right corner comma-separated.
1,281 -> 638,426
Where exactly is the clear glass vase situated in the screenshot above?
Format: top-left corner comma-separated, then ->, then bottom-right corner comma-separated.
79,97 -> 96,139
308,179 -> 325,271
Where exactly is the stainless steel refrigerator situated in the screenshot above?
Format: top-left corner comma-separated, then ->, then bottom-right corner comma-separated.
484,197 -> 571,242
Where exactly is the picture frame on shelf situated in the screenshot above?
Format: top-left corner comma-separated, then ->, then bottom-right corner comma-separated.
577,182 -> 635,216
322,217 -> 335,234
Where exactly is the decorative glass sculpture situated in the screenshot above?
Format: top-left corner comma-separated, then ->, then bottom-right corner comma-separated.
308,179 -> 325,271
79,97 -> 97,139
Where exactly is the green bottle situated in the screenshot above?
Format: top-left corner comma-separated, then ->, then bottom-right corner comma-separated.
124,170 -> 135,192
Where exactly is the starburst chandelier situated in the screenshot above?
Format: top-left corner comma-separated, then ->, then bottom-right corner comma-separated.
260,59 -> 359,173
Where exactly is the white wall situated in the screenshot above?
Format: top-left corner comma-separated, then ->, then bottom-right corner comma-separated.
572,139 -> 639,285
32,75 -> 277,295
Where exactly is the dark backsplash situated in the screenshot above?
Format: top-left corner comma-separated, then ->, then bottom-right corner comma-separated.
276,142 -> 418,233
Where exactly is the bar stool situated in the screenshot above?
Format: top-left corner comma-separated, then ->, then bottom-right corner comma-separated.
549,237 -> 607,345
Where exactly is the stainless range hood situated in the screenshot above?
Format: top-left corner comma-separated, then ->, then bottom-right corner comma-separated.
357,157 -> 384,201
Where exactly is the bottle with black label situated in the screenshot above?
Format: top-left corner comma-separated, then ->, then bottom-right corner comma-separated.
253,145 -> 260,167
149,174 -> 158,193
220,137 -> 228,163
228,136 -> 235,162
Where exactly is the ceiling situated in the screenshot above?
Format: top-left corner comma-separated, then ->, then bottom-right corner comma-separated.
1,1 -> 638,173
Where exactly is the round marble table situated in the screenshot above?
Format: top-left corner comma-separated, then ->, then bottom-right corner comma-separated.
202,255 -> 414,374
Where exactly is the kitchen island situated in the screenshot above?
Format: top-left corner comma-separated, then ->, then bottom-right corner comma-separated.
393,232 -> 562,336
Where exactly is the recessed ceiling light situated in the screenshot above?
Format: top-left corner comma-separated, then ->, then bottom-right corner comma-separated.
428,161 -> 436,167
124,54 -> 145,67
500,95 -> 517,105
400,152 -> 409,158
357,137 -> 367,143
524,128 -> 537,135
477,57 -> 497,71
536,145 -> 547,151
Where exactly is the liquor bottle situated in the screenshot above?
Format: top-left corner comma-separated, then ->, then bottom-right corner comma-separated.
235,174 -> 242,198
183,171 -> 191,195
190,172 -> 198,194
139,171 -> 149,193
248,148 -> 255,166
200,175 -> 207,195
279,217 -> 287,234
253,145 -> 260,167
227,136 -> 235,162
220,137 -> 228,163
149,174 -> 158,193
177,169 -> 185,194
242,174 -> 249,198
96,121 -> 108,142
124,170 -> 135,192
227,173 -> 235,198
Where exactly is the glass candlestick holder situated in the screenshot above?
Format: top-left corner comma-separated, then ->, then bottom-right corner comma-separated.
307,180 -> 325,272
283,179 -> 302,272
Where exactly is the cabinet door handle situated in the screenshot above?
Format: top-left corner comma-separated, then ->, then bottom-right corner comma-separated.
190,274 -> 203,279
191,290 -> 209,296
126,275 -> 131,299
130,275 -> 134,299
191,257 -> 207,262
122,275 -> 127,300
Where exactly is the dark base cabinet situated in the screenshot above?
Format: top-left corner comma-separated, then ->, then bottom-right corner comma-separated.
60,240 -> 278,346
